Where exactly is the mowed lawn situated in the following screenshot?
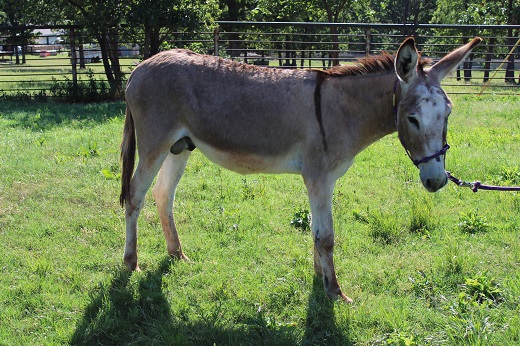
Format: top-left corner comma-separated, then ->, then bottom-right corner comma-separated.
0,95 -> 519,345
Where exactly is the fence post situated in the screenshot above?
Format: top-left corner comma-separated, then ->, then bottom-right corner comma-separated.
365,28 -> 371,56
69,26 -> 78,90
213,26 -> 220,56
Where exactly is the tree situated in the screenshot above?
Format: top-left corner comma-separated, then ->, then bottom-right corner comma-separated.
319,0 -> 350,65
127,0 -> 220,59
248,0 -> 324,66
0,0 -> 43,64
57,0 -> 129,95
432,0 -> 519,83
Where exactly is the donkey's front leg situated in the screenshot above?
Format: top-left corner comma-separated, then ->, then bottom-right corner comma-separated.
304,176 -> 352,303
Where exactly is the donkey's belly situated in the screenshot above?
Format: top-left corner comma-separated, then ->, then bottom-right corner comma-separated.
194,140 -> 303,174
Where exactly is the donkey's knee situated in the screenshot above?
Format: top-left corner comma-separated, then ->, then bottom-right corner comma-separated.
313,229 -> 334,259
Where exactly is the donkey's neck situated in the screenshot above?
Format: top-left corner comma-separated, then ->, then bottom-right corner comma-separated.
333,72 -> 398,153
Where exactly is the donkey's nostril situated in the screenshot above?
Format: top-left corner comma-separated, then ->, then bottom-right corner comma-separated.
425,179 -> 432,189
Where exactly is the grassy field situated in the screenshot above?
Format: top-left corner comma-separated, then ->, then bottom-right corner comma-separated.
0,53 -> 136,93
0,95 -> 519,345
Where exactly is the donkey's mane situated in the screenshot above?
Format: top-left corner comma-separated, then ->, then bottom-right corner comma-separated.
317,52 -> 432,77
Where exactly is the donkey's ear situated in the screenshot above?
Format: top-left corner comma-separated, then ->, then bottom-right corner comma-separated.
430,37 -> 482,82
395,37 -> 419,84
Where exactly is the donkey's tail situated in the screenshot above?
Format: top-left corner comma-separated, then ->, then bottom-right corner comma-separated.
120,105 -> 136,207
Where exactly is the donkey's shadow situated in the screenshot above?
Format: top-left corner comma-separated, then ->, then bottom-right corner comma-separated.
302,277 -> 353,346
70,258 -> 174,345
71,260 -> 352,345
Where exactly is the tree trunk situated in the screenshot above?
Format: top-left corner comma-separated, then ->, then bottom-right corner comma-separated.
143,27 -> 151,59
79,44 -> 86,68
483,36 -> 495,82
107,28 -> 123,95
463,56 -> 473,82
149,27 -> 161,58
97,34 -> 115,89
505,31 -> 516,83
330,25 -> 340,66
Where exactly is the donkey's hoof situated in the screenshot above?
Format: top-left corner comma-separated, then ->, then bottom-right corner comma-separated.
170,251 -> 190,262
326,289 -> 353,303
124,262 -> 141,272
339,292 -> 353,303
123,256 -> 140,271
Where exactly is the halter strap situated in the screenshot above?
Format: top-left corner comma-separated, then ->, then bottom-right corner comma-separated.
392,79 -> 398,121
412,144 -> 450,166
393,79 -> 450,167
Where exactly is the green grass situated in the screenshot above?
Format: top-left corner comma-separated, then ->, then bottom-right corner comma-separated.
0,95 -> 519,345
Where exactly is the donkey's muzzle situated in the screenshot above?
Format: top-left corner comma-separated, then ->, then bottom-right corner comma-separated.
421,170 -> 449,192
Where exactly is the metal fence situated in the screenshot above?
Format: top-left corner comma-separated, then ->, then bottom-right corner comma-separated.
1,22 -> 519,98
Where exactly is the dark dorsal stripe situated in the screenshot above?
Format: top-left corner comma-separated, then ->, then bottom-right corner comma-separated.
314,72 -> 328,152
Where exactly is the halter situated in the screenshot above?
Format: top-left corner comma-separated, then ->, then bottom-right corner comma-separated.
393,79 -> 450,167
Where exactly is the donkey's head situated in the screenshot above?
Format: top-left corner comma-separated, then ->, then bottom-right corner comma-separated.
394,37 -> 482,192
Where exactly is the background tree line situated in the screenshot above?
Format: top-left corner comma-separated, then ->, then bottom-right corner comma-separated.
0,0 -> 518,94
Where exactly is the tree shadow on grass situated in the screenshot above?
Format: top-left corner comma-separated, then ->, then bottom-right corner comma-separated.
0,100 -> 125,130
302,276 -> 353,346
71,260 -> 352,345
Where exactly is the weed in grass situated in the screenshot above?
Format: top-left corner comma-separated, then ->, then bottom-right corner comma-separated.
492,165 -> 520,185
352,208 -> 370,224
368,210 -> 402,245
409,194 -> 436,237
409,270 -> 440,308
383,331 -> 418,346
241,178 -> 265,200
513,195 -> 520,213
437,239 -> 467,289
101,164 -> 121,180
20,111 -> 42,129
53,153 -> 69,164
36,136 -> 45,147
446,292 -> 497,345
80,141 -> 100,160
458,211 -> 489,234
463,272 -> 503,305
445,273 -> 506,344
352,208 -> 402,244
290,209 -> 311,232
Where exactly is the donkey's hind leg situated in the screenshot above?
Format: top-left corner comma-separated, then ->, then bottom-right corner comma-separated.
124,151 -> 169,271
153,151 -> 191,261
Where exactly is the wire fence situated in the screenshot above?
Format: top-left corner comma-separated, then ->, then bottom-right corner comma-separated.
1,22 -> 519,98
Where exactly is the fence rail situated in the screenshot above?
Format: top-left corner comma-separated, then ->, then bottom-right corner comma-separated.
1,22 -> 519,98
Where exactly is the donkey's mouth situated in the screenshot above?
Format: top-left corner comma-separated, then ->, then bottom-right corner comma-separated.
422,174 -> 449,192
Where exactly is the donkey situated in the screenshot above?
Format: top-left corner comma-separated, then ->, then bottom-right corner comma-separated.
120,37 -> 482,302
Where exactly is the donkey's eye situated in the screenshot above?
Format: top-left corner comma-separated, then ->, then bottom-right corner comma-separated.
407,116 -> 420,129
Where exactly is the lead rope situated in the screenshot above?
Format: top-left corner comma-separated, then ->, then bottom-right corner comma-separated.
446,172 -> 520,193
